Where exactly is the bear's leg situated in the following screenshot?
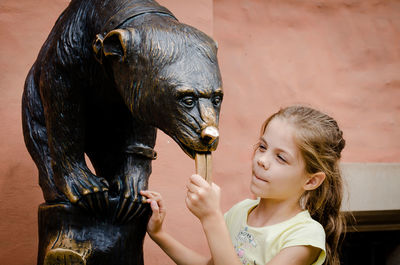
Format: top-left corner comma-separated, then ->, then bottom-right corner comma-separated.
84,114 -> 156,223
39,70 -> 109,213
86,140 -> 153,223
22,67 -> 64,202
113,154 -> 152,223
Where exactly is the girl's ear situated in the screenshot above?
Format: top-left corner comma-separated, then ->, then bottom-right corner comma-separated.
304,172 -> 326,191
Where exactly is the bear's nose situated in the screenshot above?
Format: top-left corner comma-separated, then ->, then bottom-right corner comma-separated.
201,126 -> 219,145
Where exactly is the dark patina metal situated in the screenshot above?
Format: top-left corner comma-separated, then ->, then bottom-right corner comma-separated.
22,0 -> 223,264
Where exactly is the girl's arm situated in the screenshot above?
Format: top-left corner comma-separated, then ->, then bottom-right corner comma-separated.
185,175 -> 242,265
266,245 -> 321,265
185,175 -> 322,265
140,190 -> 212,265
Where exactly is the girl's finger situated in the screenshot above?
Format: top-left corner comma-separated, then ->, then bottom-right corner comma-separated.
150,200 -> 160,218
155,195 -> 165,212
186,182 -> 201,194
185,196 -> 193,209
186,190 -> 198,202
211,183 -> 221,192
141,191 -> 165,215
140,190 -> 162,201
140,191 -> 151,203
140,190 -> 151,198
140,190 -> 159,197
190,174 -> 209,187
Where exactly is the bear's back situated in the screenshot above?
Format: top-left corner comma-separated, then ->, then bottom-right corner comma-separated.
34,0 -> 176,77
35,0 -> 101,73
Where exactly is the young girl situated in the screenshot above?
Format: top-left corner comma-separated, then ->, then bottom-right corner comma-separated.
141,105 -> 346,265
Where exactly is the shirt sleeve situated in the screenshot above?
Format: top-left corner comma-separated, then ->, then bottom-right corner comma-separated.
280,221 -> 326,265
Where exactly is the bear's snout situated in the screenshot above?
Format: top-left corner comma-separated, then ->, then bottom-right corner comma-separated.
201,126 -> 219,145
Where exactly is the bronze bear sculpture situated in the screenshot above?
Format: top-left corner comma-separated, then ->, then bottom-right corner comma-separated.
22,0 -> 222,264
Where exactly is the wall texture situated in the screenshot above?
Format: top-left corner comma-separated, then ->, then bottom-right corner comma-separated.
0,0 -> 399,264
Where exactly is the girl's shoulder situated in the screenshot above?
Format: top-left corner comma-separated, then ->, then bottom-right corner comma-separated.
279,210 -> 325,236
280,211 -> 326,246
280,211 -> 326,263
290,211 -> 324,230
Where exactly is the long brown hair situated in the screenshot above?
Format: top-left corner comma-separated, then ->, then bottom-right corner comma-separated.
261,105 -> 346,265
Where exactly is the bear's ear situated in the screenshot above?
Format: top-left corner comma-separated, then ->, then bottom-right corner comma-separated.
93,34 -> 104,63
102,29 -> 136,62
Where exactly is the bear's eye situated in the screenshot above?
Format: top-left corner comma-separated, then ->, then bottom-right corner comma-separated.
212,96 -> 222,107
181,96 -> 196,108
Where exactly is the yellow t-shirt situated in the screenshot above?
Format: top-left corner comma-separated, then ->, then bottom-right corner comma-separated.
224,199 -> 326,265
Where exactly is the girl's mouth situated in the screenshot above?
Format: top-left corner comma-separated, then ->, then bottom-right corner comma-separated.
252,172 -> 268,183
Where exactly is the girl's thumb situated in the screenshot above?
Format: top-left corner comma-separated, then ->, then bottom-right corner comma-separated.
150,200 -> 160,216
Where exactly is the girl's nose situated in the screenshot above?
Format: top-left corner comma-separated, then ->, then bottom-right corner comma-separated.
257,156 -> 270,170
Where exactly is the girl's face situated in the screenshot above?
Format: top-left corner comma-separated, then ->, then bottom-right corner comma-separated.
250,117 -> 309,202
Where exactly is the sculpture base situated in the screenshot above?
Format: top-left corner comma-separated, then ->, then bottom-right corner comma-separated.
37,201 -> 151,265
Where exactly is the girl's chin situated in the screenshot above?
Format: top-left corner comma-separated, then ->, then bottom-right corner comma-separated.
250,183 -> 266,197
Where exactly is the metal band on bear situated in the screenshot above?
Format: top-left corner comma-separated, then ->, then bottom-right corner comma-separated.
125,145 -> 157,160
100,3 -> 178,36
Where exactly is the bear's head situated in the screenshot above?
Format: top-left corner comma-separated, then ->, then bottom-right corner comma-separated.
93,20 -> 223,159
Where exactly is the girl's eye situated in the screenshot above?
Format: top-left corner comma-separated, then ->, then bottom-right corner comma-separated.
258,143 -> 267,151
277,154 -> 287,163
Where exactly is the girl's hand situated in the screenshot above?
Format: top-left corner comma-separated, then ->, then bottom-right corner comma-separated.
185,174 -> 222,223
140,190 -> 166,238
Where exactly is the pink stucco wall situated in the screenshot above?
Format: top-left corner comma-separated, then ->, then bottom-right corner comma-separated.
0,0 -> 399,264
